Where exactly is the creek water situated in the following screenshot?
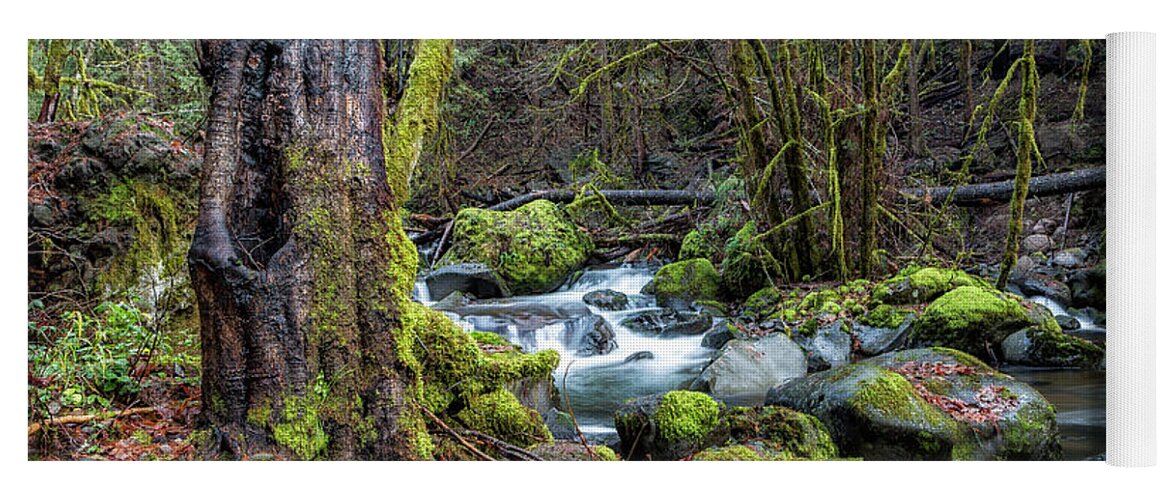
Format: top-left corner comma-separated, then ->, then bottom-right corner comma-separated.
414,264 -> 1106,460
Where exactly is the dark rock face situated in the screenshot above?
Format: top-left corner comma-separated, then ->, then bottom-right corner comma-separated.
1067,264 -> 1106,310
28,114 -> 200,299
854,314 -> 914,356
1002,326 -> 1105,369
700,321 -> 740,350
564,314 -> 618,356
620,310 -> 713,337
766,348 -> 1062,460
582,289 -> 629,310
792,320 -> 853,372
1016,272 -> 1073,306
425,263 -> 505,301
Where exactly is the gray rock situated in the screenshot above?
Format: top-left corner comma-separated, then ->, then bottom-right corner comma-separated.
582,289 -> 629,311
1021,234 -> 1053,254
614,391 -> 723,460
854,313 -> 915,356
620,310 -> 713,337
564,314 -> 617,356
1002,326 -> 1105,369
689,334 -> 807,405
793,320 -> 853,372
424,263 -> 505,301
700,321 -> 740,350
1052,248 -> 1087,268
624,351 -> 654,363
1031,218 -> 1058,235
1055,314 -> 1080,331
1017,272 -> 1073,306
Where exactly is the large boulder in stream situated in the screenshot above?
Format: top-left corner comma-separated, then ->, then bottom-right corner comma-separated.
909,286 -> 1060,360
641,258 -> 721,310
615,390 -> 723,460
766,348 -> 1061,460
792,319 -> 854,372
438,200 -> 594,295
689,334 -> 806,404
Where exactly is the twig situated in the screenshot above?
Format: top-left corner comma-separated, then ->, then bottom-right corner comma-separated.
560,360 -> 600,460
457,429 -> 544,461
416,403 -> 495,461
28,406 -> 158,436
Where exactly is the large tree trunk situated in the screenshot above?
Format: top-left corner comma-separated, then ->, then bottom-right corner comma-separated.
190,39 -> 413,459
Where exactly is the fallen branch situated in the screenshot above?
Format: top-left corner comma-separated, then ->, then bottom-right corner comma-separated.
457,429 -> 544,461
486,189 -> 717,212
416,403 -> 495,461
28,407 -> 159,436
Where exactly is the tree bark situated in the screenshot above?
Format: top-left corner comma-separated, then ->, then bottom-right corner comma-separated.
860,40 -> 881,277
36,40 -> 69,124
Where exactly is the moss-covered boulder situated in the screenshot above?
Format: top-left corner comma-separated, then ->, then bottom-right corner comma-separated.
1002,326 -> 1105,369
910,286 -> 1059,360
582,289 -> 628,311
439,200 -> 593,295
28,114 -> 199,313
642,258 -> 721,310
693,406 -> 838,460
721,221 -> 768,298
871,267 -> 988,305
530,441 -> 619,461
766,348 -> 1061,460
615,390 -> 723,460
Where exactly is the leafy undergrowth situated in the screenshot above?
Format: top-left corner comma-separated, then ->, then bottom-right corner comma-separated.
28,299 -> 204,460
890,361 -> 1020,425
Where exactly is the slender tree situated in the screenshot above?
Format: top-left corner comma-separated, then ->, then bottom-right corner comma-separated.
997,40 -> 1038,289
859,40 -> 880,277
36,40 -> 70,123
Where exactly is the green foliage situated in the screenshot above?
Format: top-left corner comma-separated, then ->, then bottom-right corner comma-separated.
28,301 -> 157,414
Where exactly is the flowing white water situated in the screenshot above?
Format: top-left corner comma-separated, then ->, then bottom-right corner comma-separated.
416,264 -> 715,438
1028,295 -> 1106,338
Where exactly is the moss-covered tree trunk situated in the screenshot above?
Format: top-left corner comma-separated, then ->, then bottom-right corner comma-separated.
859,40 -> 881,277
36,39 -> 69,124
996,41 -> 1038,290
190,39 -> 468,460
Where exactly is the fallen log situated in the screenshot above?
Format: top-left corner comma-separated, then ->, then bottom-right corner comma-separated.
900,166 -> 1105,207
483,166 -> 1105,212
485,189 -> 717,212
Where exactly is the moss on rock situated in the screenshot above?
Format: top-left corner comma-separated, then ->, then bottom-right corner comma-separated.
455,388 -> 552,448
654,390 -> 721,445
721,221 -> 768,298
871,267 -> 989,305
644,258 -> 721,309
910,286 -> 1039,358
439,199 -> 593,295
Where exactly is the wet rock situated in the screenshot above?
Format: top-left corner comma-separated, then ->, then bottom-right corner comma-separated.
910,286 -> 1060,362
854,306 -> 916,356
564,314 -> 617,356
693,406 -> 838,461
1052,248 -> 1088,268
615,390 -> 723,460
792,319 -> 853,372
624,351 -> 654,363
582,289 -> 629,311
1067,263 -> 1106,309
642,258 -> 721,310
424,263 -> 505,301
1002,326 -> 1105,369
700,321 -> 740,350
543,410 -> 579,441
1010,255 -> 1037,279
30,203 -> 55,227
1055,314 -> 1080,331
438,199 -> 593,295
689,334 -> 806,405
504,373 -> 560,417
1021,234 -> 1053,254
766,348 -> 1061,460
621,310 -> 713,337
1017,272 -> 1073,306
